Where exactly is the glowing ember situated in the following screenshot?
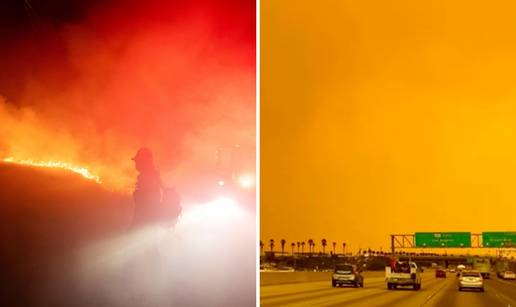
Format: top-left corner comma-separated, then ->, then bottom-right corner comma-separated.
2,157 -> 101,183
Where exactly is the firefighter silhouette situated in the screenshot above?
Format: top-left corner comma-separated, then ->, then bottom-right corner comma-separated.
131,147 -> 181,228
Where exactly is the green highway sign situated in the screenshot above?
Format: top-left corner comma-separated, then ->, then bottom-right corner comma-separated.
482,232 -> 516,248
415,232 -> 471,248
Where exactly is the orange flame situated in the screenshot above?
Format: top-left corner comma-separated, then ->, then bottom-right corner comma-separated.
2,157 -> 102,183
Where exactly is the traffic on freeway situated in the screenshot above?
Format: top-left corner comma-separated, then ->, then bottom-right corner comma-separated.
261,270 -> 516,306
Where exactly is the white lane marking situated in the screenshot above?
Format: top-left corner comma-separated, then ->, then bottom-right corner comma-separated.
261,278 -> 387,300
485,281 -> 516,307
420,277 -> 454,307
264,272 -> 439,307
320,274 -> 444,307
496,279 -> 516,288
494,293 -> 512,307
262,285 -> 384,306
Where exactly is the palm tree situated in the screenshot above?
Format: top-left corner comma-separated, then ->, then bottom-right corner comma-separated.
269,239 -> 274,252
343,242 -> 347,255
308,239 -> 314,254
260,240 -> 264,255
297,242 -> 301,253
301,242 -> 306,254
291,242 -> 296,255
321,239 -> 327,254
332,242 -> 336,255
280,239 -> 286,255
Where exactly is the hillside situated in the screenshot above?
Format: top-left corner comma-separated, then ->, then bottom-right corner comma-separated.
0,162 -> 132,306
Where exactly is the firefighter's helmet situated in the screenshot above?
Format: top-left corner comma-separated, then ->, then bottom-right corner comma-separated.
132,147 -> 153,163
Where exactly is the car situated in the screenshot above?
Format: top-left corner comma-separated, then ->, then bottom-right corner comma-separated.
332,264 -> 364,288
277,266 -> 295,272
502,271 -> 516,280
458,270 -> 484,292
435,269 -> 446,278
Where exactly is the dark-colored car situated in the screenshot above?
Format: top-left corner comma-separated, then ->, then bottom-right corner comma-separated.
436,269 -> 447,278
332,264 -> 364,288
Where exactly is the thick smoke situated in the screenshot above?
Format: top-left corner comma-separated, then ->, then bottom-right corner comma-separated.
0,0 -> 256,192
0,163 -> 255,307
0,1 -> 255,306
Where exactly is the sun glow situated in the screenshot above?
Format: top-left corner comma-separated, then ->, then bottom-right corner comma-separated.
2,157 -> 101,183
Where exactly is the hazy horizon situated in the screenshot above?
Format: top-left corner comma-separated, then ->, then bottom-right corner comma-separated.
261,0 -> 516,253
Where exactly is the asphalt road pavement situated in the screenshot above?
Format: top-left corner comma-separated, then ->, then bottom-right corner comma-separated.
261,272 -> 516,306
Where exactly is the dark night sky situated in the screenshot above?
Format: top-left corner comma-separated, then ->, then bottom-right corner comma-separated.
0,0 -> 107,101
0,0 -> 103,27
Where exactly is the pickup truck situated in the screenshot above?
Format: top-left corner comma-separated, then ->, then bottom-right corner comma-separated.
386,261 -> 422,290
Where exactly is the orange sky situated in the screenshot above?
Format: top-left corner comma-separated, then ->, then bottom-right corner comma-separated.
261,0 -> 516,253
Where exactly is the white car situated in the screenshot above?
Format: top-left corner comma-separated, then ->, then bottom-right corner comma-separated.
458,270 -> 484,292
503,271 -> 515,280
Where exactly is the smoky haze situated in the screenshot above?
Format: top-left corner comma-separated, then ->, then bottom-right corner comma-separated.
0,1 -> 256,306
0,163 -> 255,306
0,0 -> 256,192
261,0 -> 516,253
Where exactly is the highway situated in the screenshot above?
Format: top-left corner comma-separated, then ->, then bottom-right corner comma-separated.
261,272 -> 516,306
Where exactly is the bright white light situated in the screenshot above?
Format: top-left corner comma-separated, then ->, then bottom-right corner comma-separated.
76,196 -> 255,306
178,197 -> 242,228
218,180 -> 225,186
237,174 -> 254,188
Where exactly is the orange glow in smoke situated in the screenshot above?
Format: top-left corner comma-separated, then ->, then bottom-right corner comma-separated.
0,0 -> 255,195
2,157 -> 101,183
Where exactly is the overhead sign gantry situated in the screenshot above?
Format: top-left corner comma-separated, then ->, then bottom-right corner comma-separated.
482,232 -> 516,248
390,231 -> 516,253
415,232 -> 471,248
